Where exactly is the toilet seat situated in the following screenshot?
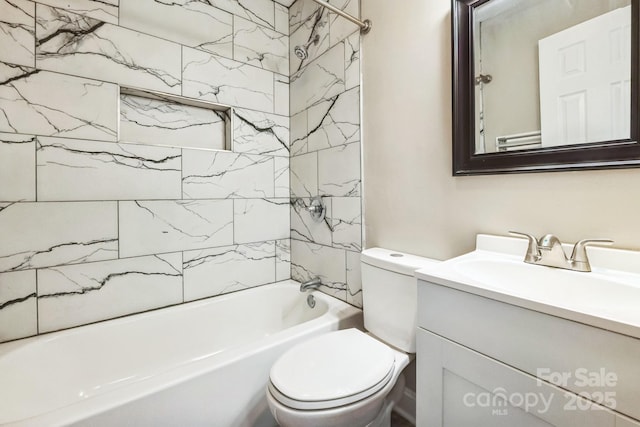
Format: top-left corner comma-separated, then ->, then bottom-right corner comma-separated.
268,329 -> 396,411
268,365 -> 394,410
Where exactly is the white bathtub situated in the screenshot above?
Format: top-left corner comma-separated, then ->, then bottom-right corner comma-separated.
0,280 -> 362,427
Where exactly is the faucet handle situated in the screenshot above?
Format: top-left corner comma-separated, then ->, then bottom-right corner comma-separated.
570,239 -> 614,263
305,197 -> 325,223
509,231 -> 538,241
509,231 -> 541,262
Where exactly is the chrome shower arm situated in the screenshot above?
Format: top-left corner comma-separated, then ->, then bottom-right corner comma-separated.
310,0 -> 372,34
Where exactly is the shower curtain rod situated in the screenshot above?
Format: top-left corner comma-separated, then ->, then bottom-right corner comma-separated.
310,0 -> 372,33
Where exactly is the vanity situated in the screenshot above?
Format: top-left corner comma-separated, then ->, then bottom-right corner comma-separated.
415,234 -> 640,427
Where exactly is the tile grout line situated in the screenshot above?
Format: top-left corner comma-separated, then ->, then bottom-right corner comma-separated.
32,3 -> 36,69
116,200 -> 120,258
0,234 -> 294,277
35,268 -> 39,335
181,251 -> 185,303
34,136 -> 38,202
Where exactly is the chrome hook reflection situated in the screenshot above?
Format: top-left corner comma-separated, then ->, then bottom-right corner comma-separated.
475,74 -> 493,85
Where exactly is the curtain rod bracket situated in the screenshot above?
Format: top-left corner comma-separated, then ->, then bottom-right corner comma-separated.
361,19 -> 372,34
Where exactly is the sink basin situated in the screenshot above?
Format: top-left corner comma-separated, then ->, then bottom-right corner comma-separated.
416,234 -> 640,338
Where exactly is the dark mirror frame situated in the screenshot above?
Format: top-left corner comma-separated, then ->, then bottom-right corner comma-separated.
452,0 -> 640,175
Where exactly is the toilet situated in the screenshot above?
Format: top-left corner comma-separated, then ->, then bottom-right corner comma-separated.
266,248 -> 439,427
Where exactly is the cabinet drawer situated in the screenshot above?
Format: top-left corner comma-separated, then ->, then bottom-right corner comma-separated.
418,280 -> 640,420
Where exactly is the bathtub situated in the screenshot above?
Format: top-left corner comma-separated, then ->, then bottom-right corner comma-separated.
0,280 -> 362,427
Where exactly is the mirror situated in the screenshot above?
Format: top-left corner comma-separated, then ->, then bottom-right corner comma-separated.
452,0 -> 640,175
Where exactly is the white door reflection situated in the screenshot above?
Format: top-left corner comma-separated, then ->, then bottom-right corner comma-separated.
539,6 -> 631,147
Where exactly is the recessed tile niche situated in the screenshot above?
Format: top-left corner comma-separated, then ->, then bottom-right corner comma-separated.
119,88 -> 231,151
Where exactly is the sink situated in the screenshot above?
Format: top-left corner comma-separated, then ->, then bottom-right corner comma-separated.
416,234 -> 640,338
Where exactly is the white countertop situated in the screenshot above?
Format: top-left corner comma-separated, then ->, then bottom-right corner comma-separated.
416,234 -> 640,340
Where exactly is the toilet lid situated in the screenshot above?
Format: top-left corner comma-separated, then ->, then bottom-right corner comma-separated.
269,329 -> 396,410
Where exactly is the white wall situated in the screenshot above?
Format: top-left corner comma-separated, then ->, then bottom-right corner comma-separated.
361,0 -> 640,261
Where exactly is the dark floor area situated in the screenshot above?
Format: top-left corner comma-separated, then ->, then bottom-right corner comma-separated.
390,411 -> 415,427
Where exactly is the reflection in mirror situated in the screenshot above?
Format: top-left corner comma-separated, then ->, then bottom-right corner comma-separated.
473,0 -> 631,154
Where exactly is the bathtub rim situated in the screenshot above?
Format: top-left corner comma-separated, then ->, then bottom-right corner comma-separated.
0,279 -> 344,353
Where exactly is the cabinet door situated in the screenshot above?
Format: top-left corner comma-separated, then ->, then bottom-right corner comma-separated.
416,329 -> 616,427
418,280 -> 640,420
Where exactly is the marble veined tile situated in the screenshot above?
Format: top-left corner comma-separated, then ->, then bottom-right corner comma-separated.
291,239 -> 346,299
37,137 -> 182,201
37,0 -> 118,24
182,47 -> 274,113
208,0 -> 275,31
328,0 -> 359,47
275,0 -> 295,7
344,31 -> 360,90
119,200 -> 234,258
290,41 -> 344,116
289,4 -> 329,75
0,202 -> 118,272
120,93 -> 227,150
120,0 -> 233,58
183,241 -> 275,301
274,156 -> 289,198
38,253 -> 183,332
330,196 -> 361,251
182,149 -> 274,199
290,109 -> 308,155
275,3 -> 288,35
234,198 -> 290,243
234,16 -> 288,75
274,74 -> 289,116
318,142 -> 360,197
0,63 -> 118,141
0,0 -> 35,67
346,250 -> 362,307
276,238 -> 290,281
0,133 -> 35,202
289,0 -> 323,38
308,86 -> 360,151
0,270 -> 37,342
290,197 -> 332,246
233,108 -> 289,156
36,4 -> 182,94
290,151 -> 317,198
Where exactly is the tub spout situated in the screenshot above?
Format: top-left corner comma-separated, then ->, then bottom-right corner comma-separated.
300,277 -> 322,292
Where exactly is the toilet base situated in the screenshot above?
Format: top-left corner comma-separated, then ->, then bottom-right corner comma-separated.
267,372 -> 407,427
366,373 -> 406,427
267,371 -> 407,427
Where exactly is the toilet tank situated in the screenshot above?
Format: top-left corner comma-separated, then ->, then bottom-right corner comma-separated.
361,248 -> 440,353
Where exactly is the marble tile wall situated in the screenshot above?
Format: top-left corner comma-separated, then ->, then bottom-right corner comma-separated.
288,0 -> 363,308
0,0 -> 364,344
0,0 -> 292,343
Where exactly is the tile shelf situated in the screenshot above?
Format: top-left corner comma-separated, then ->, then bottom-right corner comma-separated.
118,86 -> 233,152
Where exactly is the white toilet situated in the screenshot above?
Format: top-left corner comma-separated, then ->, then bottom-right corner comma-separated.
266,248 -> 439,427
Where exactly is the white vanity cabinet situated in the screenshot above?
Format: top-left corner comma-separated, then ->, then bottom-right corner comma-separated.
417,329 -> 615,427
416,280 -> 640,427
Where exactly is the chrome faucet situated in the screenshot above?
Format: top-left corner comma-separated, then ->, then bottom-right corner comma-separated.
509,232 -> 613,272
300,277 -> 322,292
